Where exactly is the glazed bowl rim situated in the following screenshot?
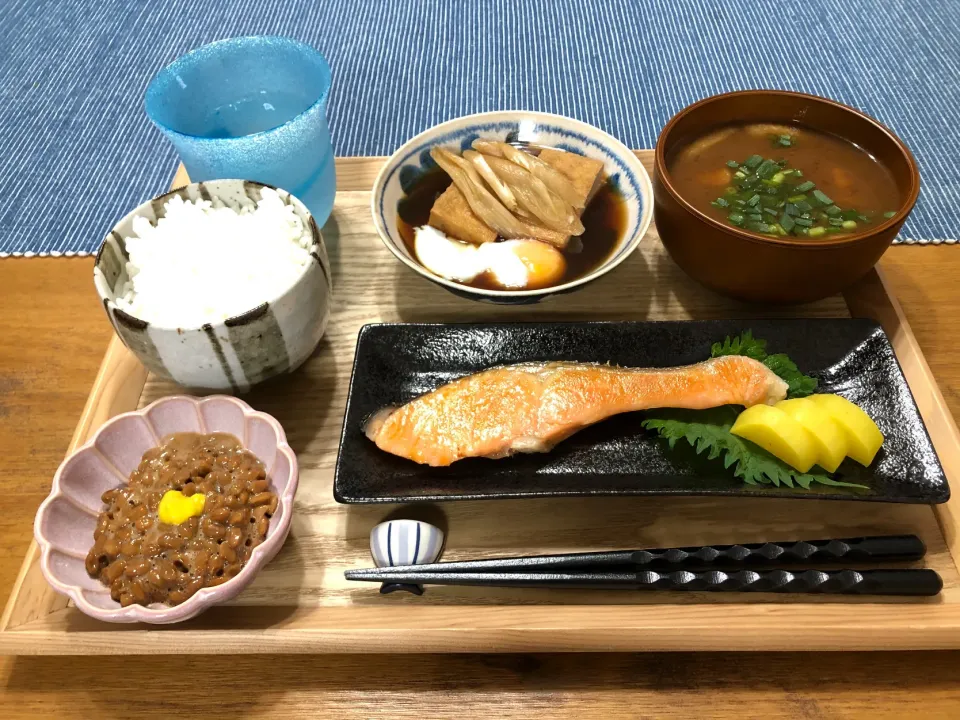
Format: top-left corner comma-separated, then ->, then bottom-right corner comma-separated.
93,179 -> 323,332
370,109 -> 654,298
654,89 -> 921,249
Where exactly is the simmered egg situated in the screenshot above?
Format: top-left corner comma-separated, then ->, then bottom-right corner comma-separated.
414,226 -> 566,290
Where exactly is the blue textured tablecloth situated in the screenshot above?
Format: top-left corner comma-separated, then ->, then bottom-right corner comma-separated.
1,0 -> 958,256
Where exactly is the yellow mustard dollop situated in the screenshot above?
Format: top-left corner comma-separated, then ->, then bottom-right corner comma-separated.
157,490 -> 206,526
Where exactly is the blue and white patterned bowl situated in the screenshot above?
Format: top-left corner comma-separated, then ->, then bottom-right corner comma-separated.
371,111 -> 653,304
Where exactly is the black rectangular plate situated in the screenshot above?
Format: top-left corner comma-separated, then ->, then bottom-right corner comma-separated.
333,320 -> 949,504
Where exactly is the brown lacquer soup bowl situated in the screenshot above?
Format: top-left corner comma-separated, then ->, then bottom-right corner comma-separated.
653,90 -> 920,304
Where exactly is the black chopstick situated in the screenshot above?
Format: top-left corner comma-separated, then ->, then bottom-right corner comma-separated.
345,568 -> 942,596
346,535 -> 926,577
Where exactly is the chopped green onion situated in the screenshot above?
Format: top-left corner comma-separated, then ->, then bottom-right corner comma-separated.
883,210 -> 897,218
811,189 -> 833,206
745,220 -> 774,233
756,159 -> 779,179
711,154 -> 890,239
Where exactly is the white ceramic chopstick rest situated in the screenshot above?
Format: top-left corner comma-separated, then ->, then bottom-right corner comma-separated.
369,519 -> 445,595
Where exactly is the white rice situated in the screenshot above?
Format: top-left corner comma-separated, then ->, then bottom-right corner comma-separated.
114,188 -> 313,327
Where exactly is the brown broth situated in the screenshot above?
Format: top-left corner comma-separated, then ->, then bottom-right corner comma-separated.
668,123 -> 902,239
396,168 -> 625,290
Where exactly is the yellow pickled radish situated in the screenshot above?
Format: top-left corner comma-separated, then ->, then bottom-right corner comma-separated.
775,398 -> 848,473
730,404 -> 818,472
808,394 -> 884,466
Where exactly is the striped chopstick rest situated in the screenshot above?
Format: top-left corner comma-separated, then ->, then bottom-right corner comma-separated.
370,519 -> 445,574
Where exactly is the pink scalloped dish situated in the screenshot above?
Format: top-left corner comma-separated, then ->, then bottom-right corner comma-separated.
33,395 -> 299,624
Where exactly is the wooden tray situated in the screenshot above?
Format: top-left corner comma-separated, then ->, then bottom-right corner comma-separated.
2,155 -> 959,655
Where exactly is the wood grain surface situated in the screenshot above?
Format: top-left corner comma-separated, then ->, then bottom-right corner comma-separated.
2,159 -> 960,714
7,158 -> 960,654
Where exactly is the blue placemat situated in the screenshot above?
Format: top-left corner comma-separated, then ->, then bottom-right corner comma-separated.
1,0 -> 958,256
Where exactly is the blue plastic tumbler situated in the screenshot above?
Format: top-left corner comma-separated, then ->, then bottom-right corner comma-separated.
145,36 -> 336,226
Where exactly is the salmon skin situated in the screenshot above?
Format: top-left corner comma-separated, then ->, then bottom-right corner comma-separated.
364,356 -> 788,467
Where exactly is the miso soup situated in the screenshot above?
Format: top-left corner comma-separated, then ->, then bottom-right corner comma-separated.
669,124 -> 902,239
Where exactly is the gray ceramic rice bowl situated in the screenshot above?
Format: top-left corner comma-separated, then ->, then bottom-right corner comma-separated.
94,179 -> 332,392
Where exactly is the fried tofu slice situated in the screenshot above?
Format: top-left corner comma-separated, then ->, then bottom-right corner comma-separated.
516,218 -> 570,249
538,148 -> 606,208
429,185 -> 497,245
429,185 -> 570,248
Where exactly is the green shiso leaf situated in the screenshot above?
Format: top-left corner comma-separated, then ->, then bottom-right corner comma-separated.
641,408 -> 867,490
640,332 -> 864,491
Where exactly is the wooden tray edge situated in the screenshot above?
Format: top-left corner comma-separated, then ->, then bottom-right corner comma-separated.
843,268 -> 960,569
0,335 -> 147,634
3,604 -> 960,655
3,158 -> 960,654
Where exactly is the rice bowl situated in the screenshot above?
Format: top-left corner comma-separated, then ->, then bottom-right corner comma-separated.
94,179 -> 333,392
115,187 -> 316,327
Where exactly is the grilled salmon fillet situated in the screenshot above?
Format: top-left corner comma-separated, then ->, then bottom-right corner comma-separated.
365,356 -> 788,467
